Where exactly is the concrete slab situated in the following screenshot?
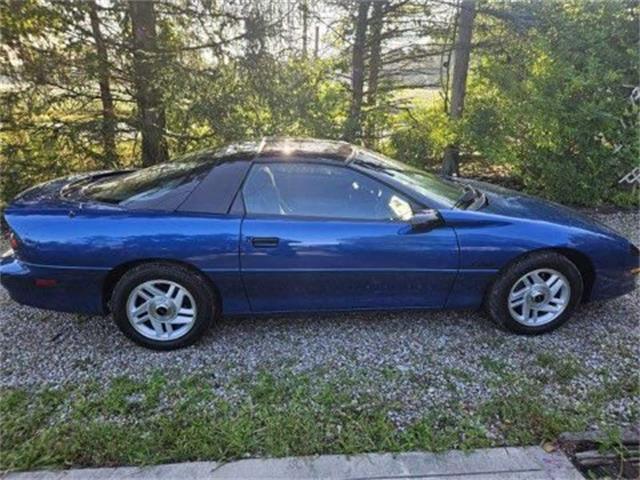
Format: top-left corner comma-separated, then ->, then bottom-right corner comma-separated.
3,447 -> 584,479
3,462 -> 219,480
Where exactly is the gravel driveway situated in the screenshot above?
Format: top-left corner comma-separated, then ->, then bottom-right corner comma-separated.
1,210 -> 638,429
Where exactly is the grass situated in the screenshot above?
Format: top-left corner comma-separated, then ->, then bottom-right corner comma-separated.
0,367 -> 637,472
536,352 -> 584,383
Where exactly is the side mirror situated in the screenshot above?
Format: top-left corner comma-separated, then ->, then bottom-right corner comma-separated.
409,209 -> 443,231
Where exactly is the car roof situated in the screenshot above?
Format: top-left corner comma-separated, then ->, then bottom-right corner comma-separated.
257,137 -> 355,162
187,137 -> 356,164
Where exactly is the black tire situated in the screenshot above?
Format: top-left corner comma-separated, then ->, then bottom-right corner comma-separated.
111,262 -> 217,350
485,251 -> 583,334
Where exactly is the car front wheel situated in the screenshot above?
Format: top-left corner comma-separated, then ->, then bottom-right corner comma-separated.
111,263 -> 216,350
486,251 -> 583,334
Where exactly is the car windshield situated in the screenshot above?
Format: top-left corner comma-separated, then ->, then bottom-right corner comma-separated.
80,155 -> 213,205
353,149 -> 466,208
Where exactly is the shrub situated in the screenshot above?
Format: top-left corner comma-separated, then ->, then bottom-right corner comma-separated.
461,0 -> 639,206
388,100 -> 454,169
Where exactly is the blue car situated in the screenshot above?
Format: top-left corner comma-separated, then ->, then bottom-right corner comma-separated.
1,138 -> 638,349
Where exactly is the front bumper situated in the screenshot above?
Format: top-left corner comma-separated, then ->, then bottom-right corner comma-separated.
589,265 -> 639,301
1,253 -> 107,315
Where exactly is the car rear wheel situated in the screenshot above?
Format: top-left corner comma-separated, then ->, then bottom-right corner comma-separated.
111,263 -> 216,350
485,251 -> 583,334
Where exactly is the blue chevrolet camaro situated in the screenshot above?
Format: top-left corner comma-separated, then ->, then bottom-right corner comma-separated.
1,138 -> 638,349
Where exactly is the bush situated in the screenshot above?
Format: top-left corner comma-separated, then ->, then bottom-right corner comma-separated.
461,0 -> 639,206
388,100 -> 454,169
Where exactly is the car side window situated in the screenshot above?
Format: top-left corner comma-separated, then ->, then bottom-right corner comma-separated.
242,162 -> 415,221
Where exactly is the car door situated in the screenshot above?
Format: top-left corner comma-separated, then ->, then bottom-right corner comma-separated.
239,160 -> 459,312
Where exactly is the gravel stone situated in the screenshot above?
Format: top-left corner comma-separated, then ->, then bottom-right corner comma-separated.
1,210 -> 638,428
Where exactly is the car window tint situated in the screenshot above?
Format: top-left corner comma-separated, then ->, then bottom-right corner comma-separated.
355,149 -> 464,207
242,163 -> 414,221
81,160 -> 212,206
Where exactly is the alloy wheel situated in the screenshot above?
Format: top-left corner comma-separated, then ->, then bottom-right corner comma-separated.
507,268 -> 571,326
126,279 -> 197,341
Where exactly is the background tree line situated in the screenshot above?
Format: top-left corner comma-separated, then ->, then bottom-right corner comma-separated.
1,0 -> 638,206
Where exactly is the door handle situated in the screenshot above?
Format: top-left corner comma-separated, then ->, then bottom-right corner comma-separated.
250,237 -> 280,248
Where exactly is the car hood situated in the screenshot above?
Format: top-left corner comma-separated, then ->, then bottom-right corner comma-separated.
459,178 -> 624,239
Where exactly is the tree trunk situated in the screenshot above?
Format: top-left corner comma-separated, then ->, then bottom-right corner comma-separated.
442,0 -> 476,176
87,0 -> 118,168
343,0 -> 371,143
301,0 -> 309,58
449,0 -> 475,119
129,0 -> 168,167
363,0 -> 386,146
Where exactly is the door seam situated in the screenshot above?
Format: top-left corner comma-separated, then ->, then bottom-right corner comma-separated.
237,217 -> 255,312
443,225 -> 462,308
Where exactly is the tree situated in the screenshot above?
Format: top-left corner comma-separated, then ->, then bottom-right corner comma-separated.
442,0 -> 476,176
343,0 -> 371,142
129,0 -> 168,166
87,0 -> 118,168
363,0 -> 387,145
2,0 -> 636,209
0,0 -> 124,201
461,0 -> 639,205
338,0 -> 448,146
301,0 -> 309,57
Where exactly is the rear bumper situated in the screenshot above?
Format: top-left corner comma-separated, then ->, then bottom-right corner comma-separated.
1,252 -> 107,315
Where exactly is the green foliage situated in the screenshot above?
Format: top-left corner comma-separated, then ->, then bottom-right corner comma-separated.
1,0 -> 638,207
1,364 -> 637,471
387,99 -> 454,168
383,1 -> 640,205
0,1 -> 351,205
0,98 -> 108,202
0,0 -> 131,203
462,0 -> 640,206
535,352 -> 584,383
163,57 -> 350,156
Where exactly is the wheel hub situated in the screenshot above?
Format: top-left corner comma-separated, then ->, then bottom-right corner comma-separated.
148,298 -> 176,321
528,285 -> 550,305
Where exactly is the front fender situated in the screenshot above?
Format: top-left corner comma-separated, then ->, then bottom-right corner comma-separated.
440,209 -> 636,307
